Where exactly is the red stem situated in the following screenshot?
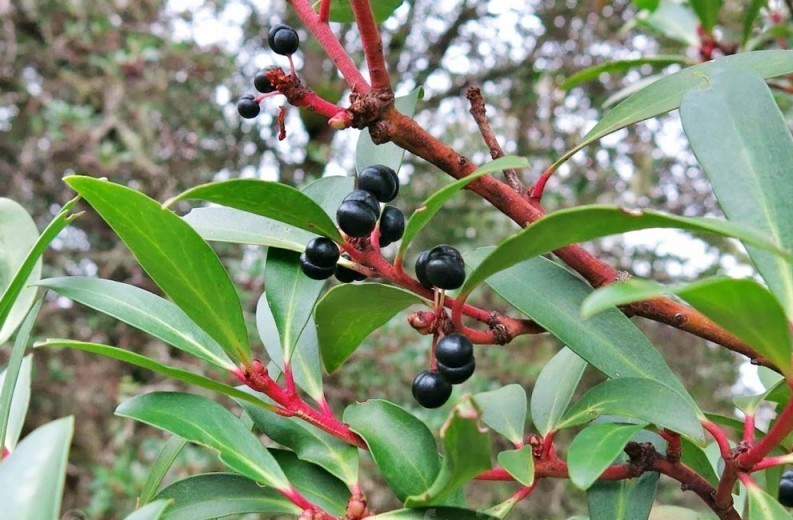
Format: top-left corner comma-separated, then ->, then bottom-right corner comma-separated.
530,166 -> 554,201
703,419 -> 732,460
743,414 -> 755,444
739,396 -> 793,468
751,454 -> 793,472
319,0 -> 330,23
349,0 -> 392,90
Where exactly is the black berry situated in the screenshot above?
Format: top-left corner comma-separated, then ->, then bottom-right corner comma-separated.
780,479 -> 793,507
378,206 -> 405,246
438,358 -> 475,385
335,255 -> 367,283
412,370 -> 452,409
299,252 -> 335,280
254,66 -> 279,93
783,470 -> 793,481
337,190 -> 380,238
358,165 -> 399,203
435,333 -> 474,368
344,189 -> 380,214
268,24 -> 300,56
425,244 -> 465,290
415,251 -> 433,289
237,96 -> 260,119
305,237 -> 339,268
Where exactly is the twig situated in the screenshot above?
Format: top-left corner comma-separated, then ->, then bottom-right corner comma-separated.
349,0 -> 392,91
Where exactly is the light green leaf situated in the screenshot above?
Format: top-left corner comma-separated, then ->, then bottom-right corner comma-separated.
138,435 -> 188,505
116,392 -> 290,491
313,0 -> 403,23
568,423 -> 646,490
373,509 -> 498,519
398,156 -> 530,256
124,500 -> 171,520
560,378 -> 704,443
742,0 -> 767,45
154,473 -> 300,520
680,438 -> 719,487
38,277 -> 234,370
690,0 -> 723,32
316,283 -> 425,373
588,472 -> 660,520
65,177 -> 249,364
473,384 -> 527,445
649,505 -> 717,519
497,445 -> 535,487
560,55 -> 693,90
0,416 -> 74,520
639,0 -> 699,45
356,88 -> 422,175
531,347 -> 588,437
747,481 -> 792,519
271,449 -> 350,516
344,399 -> 440,501
681,66 -> 793,318
583,278 -> 793,376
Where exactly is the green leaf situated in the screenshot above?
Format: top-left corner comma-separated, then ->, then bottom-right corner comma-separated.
316,283 -> 425,373
405,397 -> 492,506
398,156 -> 530,256
313,0 -> 403,23
681,437 -> 719,487
265,249 -> 324,363
639,0 -> 700,44
138,435 -> 187,505
560,55 -> 693,90
747,481 -> 792,519
531,347 -> 588,437
568,423 -> 646,490
238,388 -> 359,486
560,378 -> 703,443
344,399 -> 440,501
154,473 -> 300,519
271,449 -> 350,515
356,88 -> 422,175
588,472 -> 660,520
116,392 -> 290,490
38,277 -> 234,370
256,293 -> 323,401
681,66 -> 793,318
373,509 -> 498,519
551,50 -> 793,172
166,179 -> 342,242
583,278 -> 793,376
124,500 -> 171,520
0,416 -> 74,519
742,0 -> 767,45
497,445 -> 535,487
472,384 -> 527,445
690,0 -> 722,32
461,205 -> 792,296
65,177 -> 250,364
0,198 -> 41,345
35,339 -> 273,411
649,505 -> 717,519
634,0 -> 660,11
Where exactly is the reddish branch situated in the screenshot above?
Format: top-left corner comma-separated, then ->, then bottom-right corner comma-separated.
349,0 -> 391,91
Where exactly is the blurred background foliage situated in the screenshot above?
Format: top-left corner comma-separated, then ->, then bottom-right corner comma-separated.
1,0 -> 792,517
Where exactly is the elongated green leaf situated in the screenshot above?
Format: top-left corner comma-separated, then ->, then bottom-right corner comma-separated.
154,473 -> 300,520
139,435 -> 188,505
747,481 -> 792,518
639,0 -> 698,44
681,66 -> 793,318
313,0 -> 403,23
39,277 -> 234,370
473,384 -> 527,445
531,347 -> 588,437
742,0 -> 767,45
588,472 -> 660,520
551,50 -> 793,172
35,339 -> 273,411
690,0 -> 722,32
302,175 -> 358,220
65,177 -> 249,363
681,438 -> 719,487
271,449 -> 350,516
560,378 -> 703,443
569,423 -> 646,490
560,55 -> 693,90
117,392 -> 289,490
357,88 -> 422,175
374,509 -> 498,519
239,387 -> 359,486
0,199 -> 41,345
124,500 -> 170,520
166,179 -> 342,242
0,416 -> 73,520
583,278 -> 793,376
398,156 -> 530,256
462,205 -> 792,296
405,397 -> 492,506
316,284 -> 425,373
344,400 -> 440,501
497,445 -> 535,487
649,506 -> 716,519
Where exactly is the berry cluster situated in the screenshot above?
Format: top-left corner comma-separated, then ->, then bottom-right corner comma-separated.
415,245 -> 465,290
412,333 -> 475,408
780,470 -> 793,507
237,24 -> 301,120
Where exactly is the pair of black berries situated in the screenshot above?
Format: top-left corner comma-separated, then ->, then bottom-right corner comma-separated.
412,334 -> 476,409
237,24 -> 300,120
779,470 -> 793,507
337,164 -> 405,244
299,237 -> 366,283
415,245 -> 466,291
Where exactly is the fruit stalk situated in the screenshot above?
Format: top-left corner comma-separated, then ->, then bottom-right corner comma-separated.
349,0 -> 392,91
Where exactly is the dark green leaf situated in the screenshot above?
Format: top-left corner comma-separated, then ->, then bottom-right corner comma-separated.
313,0 -> 403,23
633,0 -> 660,11
681,66 -> 793,318
271,449 -> 350,516
139,435 -> 187,505
124,500 -> 170,520
65,177 -> 250,363
497,445 -> 534,487
373,509 -> 498,519
116,392 -> 290,490
560,56 -> 693,90
568,423 -> 646,490
531,347 -> 588,436
154,473 -> 300,519
588,472 -> 659,520
689,0 -> 722,32
356,88 -> 422,174
39,277 -> 234,369
560,378 -> 703,443
743,0 -> 767,45
344,399 -> 440,501
680,437 -> 719,487
472,384 -> 527,445
747,482 -> 792,518
316,283 -> 425,373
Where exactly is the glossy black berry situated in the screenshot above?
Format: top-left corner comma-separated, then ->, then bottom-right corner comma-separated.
337,190 -> 380,238
412,370 -> 452,409
358,165 -> 399,203
254,66 -> 279,93
268,24 -> 300,56
780,479 -> 793,507
435,333 -> 474,368
415,251 -> 432,289
438,358 -> 475,385
305,237 -> 339,268
237,96 -> 260,119
335,255 -> 367,283
299,252 -> 335,280
425,245 -> 465,290
783,470 -> 793,481
378,206 -> 405,246
344,189 -> 380,214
